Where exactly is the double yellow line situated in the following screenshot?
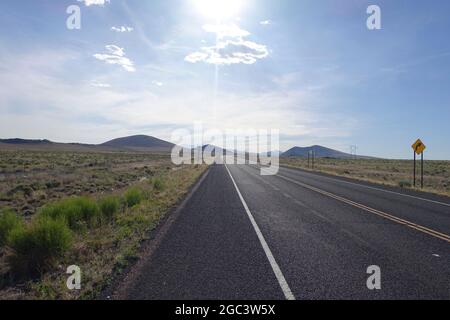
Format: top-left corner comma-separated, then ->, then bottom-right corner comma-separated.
277,174 -> 450,244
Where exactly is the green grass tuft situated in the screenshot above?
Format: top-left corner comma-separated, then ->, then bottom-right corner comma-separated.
38,197 -> 101,230
152,177 -> 165,192
124,187 -> 143,208
98,196 -> 120,221
0,209 -> 24,247
8,216 -> 72,277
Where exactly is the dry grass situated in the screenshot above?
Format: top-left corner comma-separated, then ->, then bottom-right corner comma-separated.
0,150 -> 170,216
282,158 -> 450,197
0,150 -> 207,300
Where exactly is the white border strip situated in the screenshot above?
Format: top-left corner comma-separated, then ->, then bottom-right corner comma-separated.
225,165 -> 295,300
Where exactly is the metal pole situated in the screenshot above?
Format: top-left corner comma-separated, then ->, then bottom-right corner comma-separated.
308,151 -> 310,169
312,150 -> 315,170
413,152 -> 416,188
421,152 -> 424,189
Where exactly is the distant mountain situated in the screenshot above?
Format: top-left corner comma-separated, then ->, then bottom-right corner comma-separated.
0,139 -> 106,152
0,138 -> 53,145
282,145 -> 370,159
0,135 -> 175,153
201,145 -> 225,153
0,137 -> 372,158
101,135 -> 174,152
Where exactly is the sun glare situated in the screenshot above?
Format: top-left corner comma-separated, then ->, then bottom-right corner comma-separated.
193,0 -> 244,20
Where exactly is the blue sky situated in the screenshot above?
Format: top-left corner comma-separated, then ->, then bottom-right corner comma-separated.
0,0 -> 450,159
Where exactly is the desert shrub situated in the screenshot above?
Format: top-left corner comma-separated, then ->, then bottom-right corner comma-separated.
125,187 -> 143,208
99,196 -> 120,221
0,209 -> 24,246
38,197 -> 101,230
7,185 -> 34,197
45,181 -> 61,189
153,177 -> 165,192
8,217 -> 72,277
398,180 -> 412,188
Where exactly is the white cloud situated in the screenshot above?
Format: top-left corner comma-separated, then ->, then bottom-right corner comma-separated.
105,45 -> 125,56
260,20 -> 271,25
202,24 -> 250,39
90,81 -> 111,88
186,40 -> 268,65
184,52 -> 209,63
111,26 -> 134,33
185,24 -> 268,65
152,81 -> 163,87
77,0 -> 110,6
93,45 -> 136,72
0,49 -> 357,152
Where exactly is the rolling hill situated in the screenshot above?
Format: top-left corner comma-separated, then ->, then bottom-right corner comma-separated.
0,138 -> 53,145
0,135 -> 175,153
1,137 -> 373,159
282,145 -> 370,159
101,135 -> 174,152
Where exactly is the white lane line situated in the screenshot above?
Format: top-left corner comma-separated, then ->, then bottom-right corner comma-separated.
281,166 -> 450,208
225,165 -> 295,301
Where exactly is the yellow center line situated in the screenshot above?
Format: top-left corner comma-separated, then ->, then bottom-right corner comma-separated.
277,174 -> 450,244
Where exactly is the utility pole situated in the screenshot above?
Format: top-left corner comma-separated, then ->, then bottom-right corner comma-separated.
307,151 -> 310,169
350,145 -> 358,159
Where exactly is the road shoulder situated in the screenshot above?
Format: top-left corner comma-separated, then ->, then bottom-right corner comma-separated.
100,166 -> 211,300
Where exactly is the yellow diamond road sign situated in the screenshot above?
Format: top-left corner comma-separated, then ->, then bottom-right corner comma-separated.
412,139 -> 426,155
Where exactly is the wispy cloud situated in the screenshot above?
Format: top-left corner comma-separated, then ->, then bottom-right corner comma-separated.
93,45 -> 136,72
111,26 -> 134,33
77,0 -> 110,6
0,48 -> 357,150
203,24 -> 250,39
90,81 -> 111,88
105,45 -> 125,56
260,20 -> 272,25
185,24 -> 268,65
152,80 -> 163,87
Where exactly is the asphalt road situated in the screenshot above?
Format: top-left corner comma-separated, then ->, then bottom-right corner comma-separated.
120,164 -> 450,300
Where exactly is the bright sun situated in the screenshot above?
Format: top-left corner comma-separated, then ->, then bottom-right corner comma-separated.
194,0 -> 244,20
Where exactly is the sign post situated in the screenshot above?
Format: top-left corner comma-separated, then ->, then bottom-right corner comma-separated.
413,151 -> 416,187
421,152 -> 424,189
411,139 -> 426,189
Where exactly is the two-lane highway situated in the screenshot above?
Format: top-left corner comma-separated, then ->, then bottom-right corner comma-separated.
116,164 -> 450,300
227,164 -> 450,299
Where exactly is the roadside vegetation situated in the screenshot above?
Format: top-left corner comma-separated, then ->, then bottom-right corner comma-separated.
282,158 -> 450,197
0,151 -> 171,216
0,150 -> 206,299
